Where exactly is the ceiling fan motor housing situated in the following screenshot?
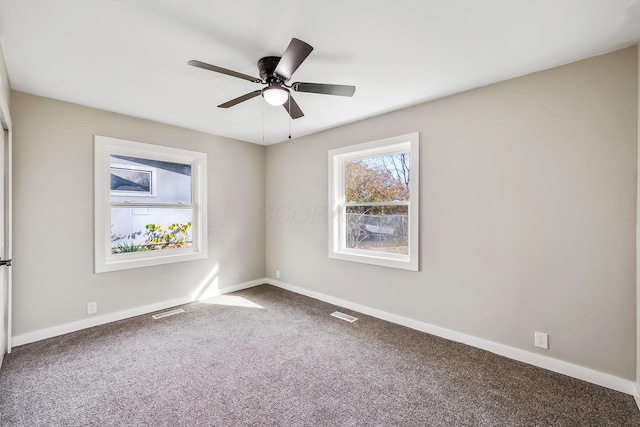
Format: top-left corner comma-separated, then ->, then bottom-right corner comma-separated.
258,56 -> 283,82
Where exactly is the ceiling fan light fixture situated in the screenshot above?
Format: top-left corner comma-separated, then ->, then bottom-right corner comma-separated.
262,85 -> 289,106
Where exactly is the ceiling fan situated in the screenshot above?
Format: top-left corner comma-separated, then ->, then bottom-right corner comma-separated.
188,38 -> 355,119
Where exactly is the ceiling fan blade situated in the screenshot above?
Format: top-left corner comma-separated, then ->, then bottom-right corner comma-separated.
283,94 -> 304,119
188,60 -> 262,83
274,38 -> 313,81
217,90 -> 262,108
292,82 -> 356,97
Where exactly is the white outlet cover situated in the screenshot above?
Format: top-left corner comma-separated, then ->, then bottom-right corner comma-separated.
87,302 -> 97,315
535,332 -> 548,349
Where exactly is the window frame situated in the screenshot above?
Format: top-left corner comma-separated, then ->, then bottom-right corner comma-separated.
328,132 -> 419,271
94,135 -> 207,273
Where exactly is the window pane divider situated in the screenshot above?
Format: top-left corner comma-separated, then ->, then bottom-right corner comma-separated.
345,201 -> 409,207
110,202 -> 194,209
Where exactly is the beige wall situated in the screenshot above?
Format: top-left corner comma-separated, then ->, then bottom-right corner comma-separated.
10,91 -> 266,336
266,47 -> 638,379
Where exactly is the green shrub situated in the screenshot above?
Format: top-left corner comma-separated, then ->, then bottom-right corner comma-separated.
144,222 -> 192,249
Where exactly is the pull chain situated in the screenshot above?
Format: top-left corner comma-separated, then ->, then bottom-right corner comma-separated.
288,95 -> 292,139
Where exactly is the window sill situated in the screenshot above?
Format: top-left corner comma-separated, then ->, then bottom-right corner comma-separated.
96,248 -> 207,273
329,249 -> 418,271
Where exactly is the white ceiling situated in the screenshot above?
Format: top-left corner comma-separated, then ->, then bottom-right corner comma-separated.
0,0 -> 639,145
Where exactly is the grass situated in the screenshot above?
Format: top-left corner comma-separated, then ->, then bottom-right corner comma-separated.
112,241 -> 150,254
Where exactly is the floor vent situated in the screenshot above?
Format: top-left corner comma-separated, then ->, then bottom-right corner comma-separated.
152,308 -> 185,320
331,311 -> 358,323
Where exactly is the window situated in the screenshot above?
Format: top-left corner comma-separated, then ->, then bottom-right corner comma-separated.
328,133 -> 419,271
94,135 -> 207,273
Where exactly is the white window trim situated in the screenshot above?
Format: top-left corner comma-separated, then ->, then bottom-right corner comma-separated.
328,132 -> 419,271
94,135 -> 207,273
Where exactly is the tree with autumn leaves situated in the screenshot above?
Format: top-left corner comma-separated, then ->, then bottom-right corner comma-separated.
345,152 -> 410,212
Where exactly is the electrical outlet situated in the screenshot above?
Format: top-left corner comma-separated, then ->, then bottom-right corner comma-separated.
276,270 -> 280,279
87,302 -> 97,315
535,331 -> 548,349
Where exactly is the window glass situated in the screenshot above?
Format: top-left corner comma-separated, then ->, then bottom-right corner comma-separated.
344,152 -> 410,256
110,155 -> 192,203
110,207 -> 193,254
345,153 -> 410,203
109,155 -> 194,254
345,205 -> 408,254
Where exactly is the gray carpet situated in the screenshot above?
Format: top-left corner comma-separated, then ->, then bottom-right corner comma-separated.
1,284 -> 639,426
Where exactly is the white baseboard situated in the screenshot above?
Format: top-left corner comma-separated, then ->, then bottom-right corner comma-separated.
11,278 -> 264,347
265,278 -> 638,397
